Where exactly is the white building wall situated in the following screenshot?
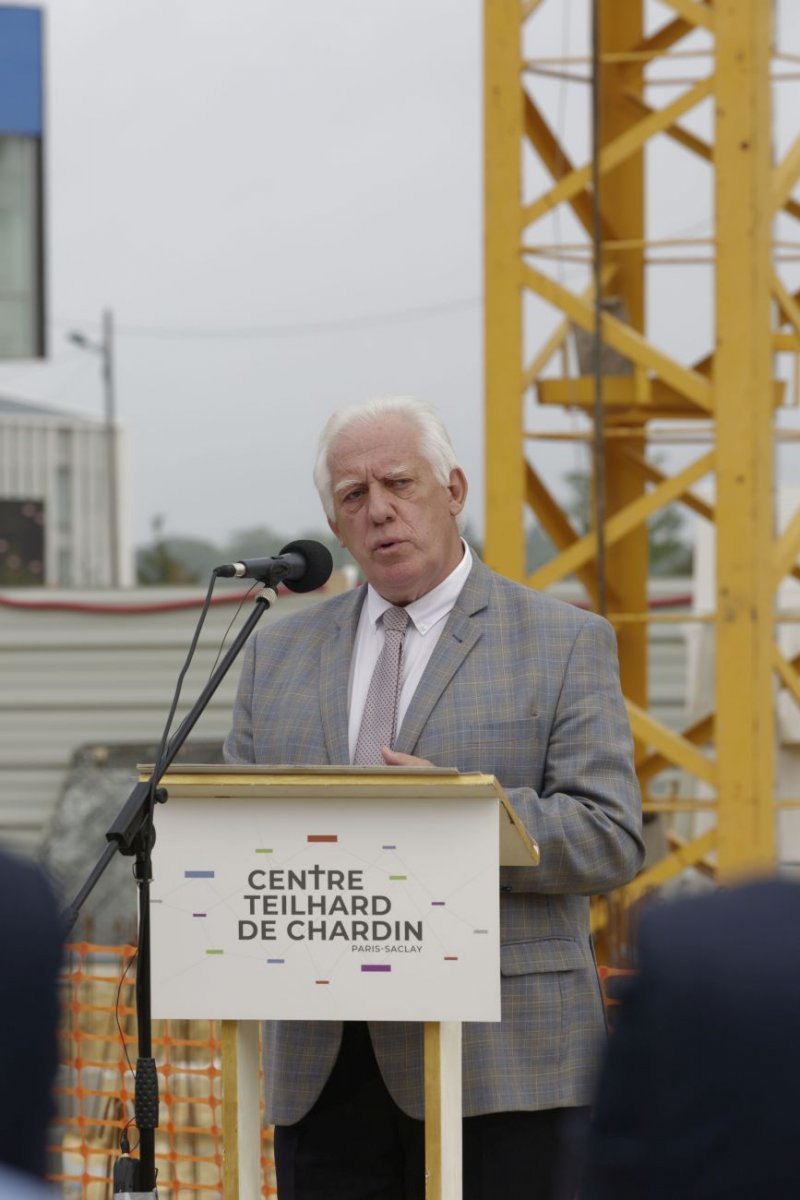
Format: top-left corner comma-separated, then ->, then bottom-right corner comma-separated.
0,409 -> 133,586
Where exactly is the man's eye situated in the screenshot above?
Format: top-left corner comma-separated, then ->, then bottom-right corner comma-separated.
343,489 -> 364,503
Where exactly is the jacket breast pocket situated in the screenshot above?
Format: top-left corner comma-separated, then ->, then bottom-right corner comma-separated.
415,717 -> 548,785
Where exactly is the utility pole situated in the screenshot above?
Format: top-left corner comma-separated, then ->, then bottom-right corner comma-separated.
101,308 -> 120,588
68,307 -> 120,587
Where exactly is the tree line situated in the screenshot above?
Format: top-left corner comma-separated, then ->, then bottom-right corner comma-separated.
137,473 -> 693,585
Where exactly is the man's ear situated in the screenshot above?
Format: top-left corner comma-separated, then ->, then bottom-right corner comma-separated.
447,467 -> 468,516
328,516 -> 345,548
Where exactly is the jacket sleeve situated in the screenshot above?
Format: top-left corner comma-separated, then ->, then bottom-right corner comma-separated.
499,615 -> 644,895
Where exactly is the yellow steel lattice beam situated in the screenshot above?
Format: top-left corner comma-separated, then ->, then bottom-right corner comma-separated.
636,714 -> 715,788
772,133 -> 800,212
616,448 -> 715,523
773,647 -> 800,708
626,700 -> 717,787
484,0 -> 783,925
522,77 -> 713,228
484,0 -> 525,580
773,507 -> 800,587
524,462 -> 621,610
633,0 -> 712,58
522,268 -> 618,389
772,272 -> 800,338
623,96 -> 800,224
656,0 -> 714,33
524,96 -> 619,241
714,0 -> 775,873
591,830 -> 718,934
528,452 -> 714,590
521,264 -> 713,410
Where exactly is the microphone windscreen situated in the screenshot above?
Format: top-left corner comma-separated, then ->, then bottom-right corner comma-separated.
279,539 -> 334,592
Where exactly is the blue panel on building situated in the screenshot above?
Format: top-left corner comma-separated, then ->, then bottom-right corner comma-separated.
0,6 -> 43,136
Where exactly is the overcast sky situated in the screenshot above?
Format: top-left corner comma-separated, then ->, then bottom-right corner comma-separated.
2,0 -> 800,556
1,0 -> 486,552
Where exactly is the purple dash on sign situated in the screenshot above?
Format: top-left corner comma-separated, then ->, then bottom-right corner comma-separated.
431,901 -> 446,906
267,958 -> 285,964
184,870 -> 215,878
361,964 -> 391,973
192,913 -> 207,918
382,845 -> 396,850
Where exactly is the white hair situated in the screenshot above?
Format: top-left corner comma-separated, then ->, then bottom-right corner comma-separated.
313,395 -> 463,522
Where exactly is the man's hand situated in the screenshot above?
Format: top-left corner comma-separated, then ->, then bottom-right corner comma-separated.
381,748 -> 436,768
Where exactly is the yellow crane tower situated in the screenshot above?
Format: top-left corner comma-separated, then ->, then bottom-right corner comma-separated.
484,0 -> 800,954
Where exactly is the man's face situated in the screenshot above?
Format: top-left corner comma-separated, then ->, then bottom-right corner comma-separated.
327,415 -> 468,605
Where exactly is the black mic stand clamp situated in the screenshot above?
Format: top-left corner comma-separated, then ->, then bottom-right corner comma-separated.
65,585 -> 281,1198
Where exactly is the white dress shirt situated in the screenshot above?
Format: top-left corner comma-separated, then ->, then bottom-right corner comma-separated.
347,541 -> 473,760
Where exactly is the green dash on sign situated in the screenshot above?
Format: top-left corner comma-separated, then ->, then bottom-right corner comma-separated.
255,848 -> 274,854
389,875 -> 407,881
205,949 -> 225,955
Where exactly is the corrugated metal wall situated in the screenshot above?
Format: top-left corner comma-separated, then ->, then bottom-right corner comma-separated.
0,579 -> 690,856
0,584 -> 327,853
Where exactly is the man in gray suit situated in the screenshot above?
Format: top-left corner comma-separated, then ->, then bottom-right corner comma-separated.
224,396 -> 643,1200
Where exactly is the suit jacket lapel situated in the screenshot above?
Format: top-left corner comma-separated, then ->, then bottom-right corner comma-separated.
320,585 -> 366,763
396,556 -> 491,755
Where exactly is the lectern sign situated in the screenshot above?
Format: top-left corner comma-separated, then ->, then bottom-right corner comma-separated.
150,784 -> 501,1022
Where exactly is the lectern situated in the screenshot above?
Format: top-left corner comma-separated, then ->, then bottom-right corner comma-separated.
148,766 -> 539,1200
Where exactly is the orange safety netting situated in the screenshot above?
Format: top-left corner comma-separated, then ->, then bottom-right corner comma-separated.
49,943 -> 276,1199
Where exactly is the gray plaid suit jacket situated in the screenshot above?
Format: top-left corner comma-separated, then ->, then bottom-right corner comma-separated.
223,555 -> 644,1124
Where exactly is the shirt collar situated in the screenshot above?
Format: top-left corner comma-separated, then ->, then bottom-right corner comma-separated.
365,540 -> 473,635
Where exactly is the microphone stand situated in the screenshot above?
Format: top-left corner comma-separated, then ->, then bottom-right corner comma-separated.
64,584 -> 278,1196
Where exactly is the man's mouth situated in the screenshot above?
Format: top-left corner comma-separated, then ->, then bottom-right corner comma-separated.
373,538 -> 403,553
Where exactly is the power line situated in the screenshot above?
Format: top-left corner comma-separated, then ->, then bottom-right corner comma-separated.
51,295 -> 483,342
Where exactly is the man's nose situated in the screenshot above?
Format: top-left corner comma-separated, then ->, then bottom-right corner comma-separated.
366,485 -> 393,522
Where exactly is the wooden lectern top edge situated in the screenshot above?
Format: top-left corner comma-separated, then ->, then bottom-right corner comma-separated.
137,765 -> 510,807
138,765 -> 540,867
140,762 -> 463,776
139,763 -> 494,791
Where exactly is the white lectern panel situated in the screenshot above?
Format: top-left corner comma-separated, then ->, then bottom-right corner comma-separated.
150,792 -> 500,1022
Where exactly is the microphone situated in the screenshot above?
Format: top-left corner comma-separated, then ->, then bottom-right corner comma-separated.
213,539 -> 333,592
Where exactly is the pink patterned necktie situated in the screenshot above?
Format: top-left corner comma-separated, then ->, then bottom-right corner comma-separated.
353,606 -> 411,765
